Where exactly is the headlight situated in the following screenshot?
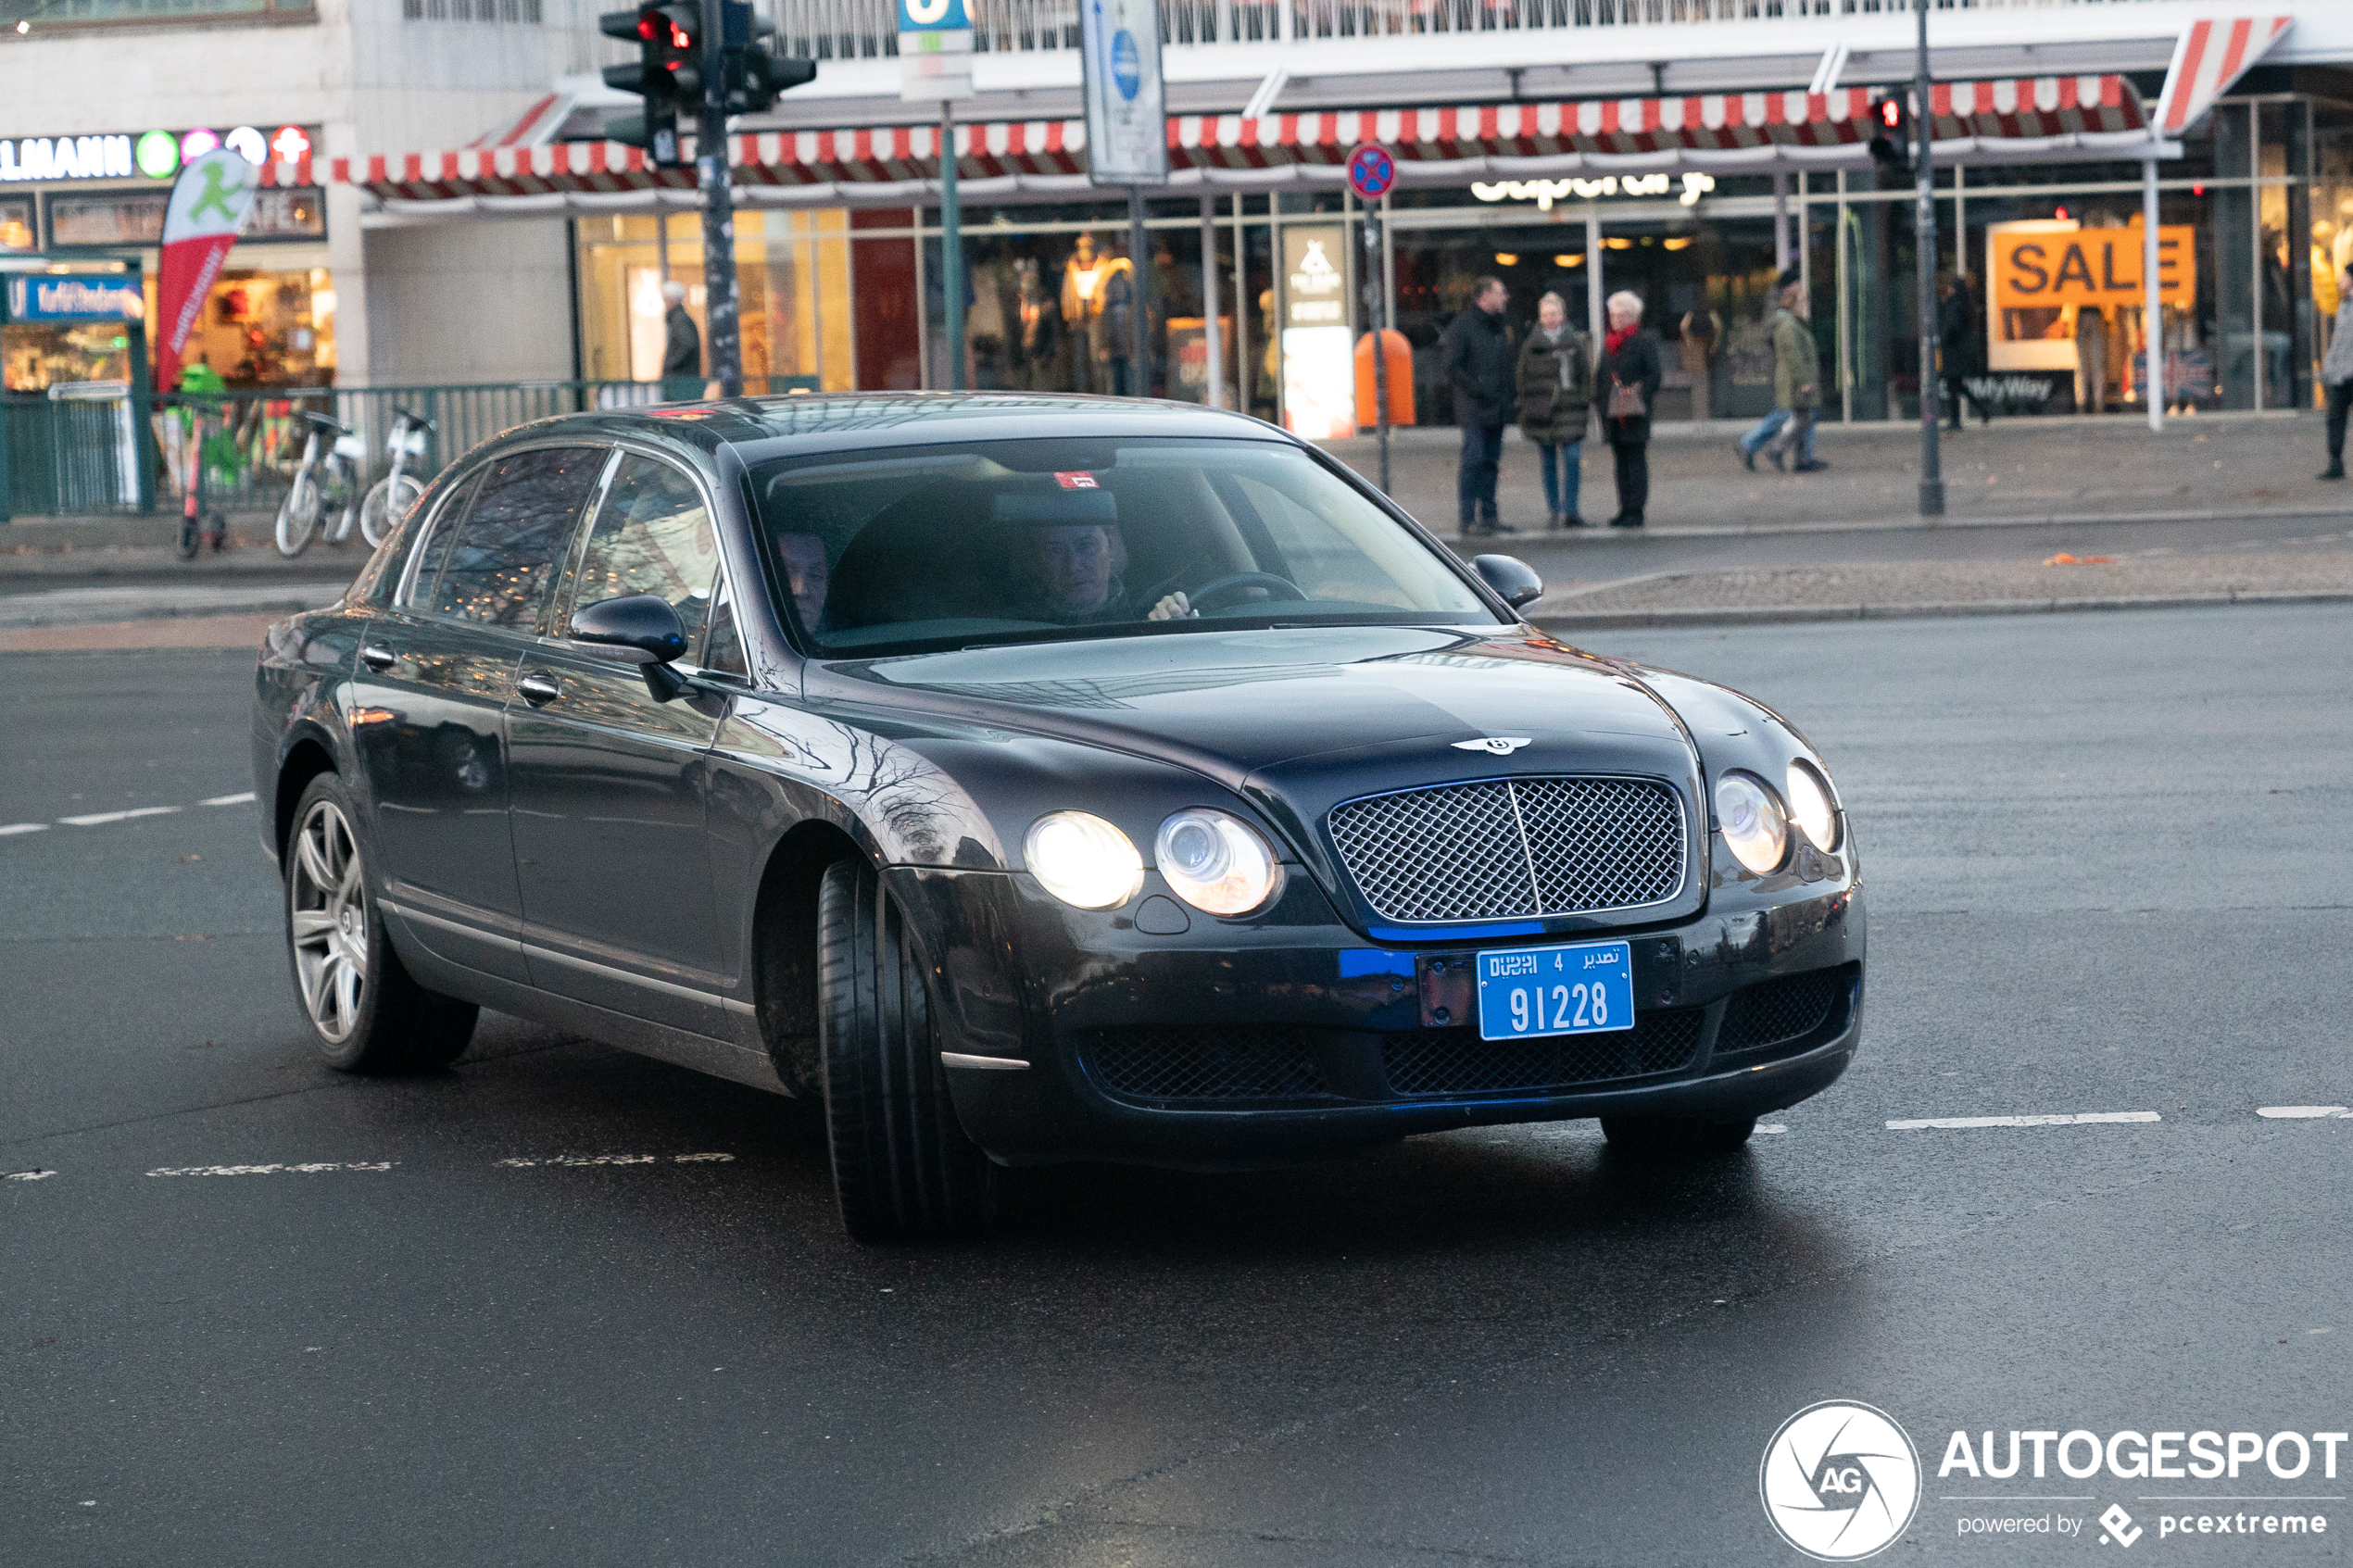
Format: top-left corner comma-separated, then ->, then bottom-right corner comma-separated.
1716,771 -> 1789,876
1024,811 -> 1142,909
1155,809 -> 1283,916
1785,759 -> 1840,852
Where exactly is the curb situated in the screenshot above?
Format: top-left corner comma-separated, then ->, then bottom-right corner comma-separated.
0,593 -> 333,632
1531,588 -> 2353,632
1438,504 -> 2353,546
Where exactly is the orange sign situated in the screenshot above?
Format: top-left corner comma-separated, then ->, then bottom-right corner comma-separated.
1992,225 -> 2195,311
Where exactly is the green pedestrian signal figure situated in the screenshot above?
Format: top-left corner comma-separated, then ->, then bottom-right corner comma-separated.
187,159 -> 245,225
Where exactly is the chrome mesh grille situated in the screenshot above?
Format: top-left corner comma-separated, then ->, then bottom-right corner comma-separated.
1327,776 -> 1685,922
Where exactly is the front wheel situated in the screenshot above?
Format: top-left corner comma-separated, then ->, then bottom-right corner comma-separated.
274,470 -> 321,558
359,473 -> 422,548
817,859 -> 994,1242
284,774 -> 477,1073
1600,1114 -> 1756,1158
321,466 -> 359,545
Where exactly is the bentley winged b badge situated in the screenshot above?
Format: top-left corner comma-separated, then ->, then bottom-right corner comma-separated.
1452,736 -> 1532,756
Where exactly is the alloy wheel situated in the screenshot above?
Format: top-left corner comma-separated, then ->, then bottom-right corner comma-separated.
290,799 -> 369,1042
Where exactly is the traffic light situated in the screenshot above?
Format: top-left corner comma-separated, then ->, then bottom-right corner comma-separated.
599,1 -> 698,165
1867,89 -> 1914,182
718,1 -> 814,115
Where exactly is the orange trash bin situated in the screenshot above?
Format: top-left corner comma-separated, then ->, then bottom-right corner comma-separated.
1353,330 -> 1415,428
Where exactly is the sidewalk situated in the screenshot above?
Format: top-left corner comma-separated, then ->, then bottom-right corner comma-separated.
1,513 -> 365,583
1318,410 -> 2353,538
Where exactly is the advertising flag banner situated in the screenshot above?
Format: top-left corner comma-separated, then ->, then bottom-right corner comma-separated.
153,147 -> 258,391
1080,0 -> 1165,183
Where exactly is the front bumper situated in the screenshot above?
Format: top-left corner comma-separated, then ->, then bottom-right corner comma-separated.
887,855 -> 1866,1169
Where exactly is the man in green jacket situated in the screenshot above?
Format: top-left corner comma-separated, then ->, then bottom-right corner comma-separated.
1735,268 -> 1829,474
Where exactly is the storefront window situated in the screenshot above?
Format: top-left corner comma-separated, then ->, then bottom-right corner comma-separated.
573,210 -> 852,392
170,267 -> 336,388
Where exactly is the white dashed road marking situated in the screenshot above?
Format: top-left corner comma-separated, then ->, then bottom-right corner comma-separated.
497,1153 -> 736,1168
2257,1106 -> 2353,1119
200,792 -> 258,807
57,806 -> 182,827
1886,1111 -> 2162,1131
147,1162 -> 397,1176
6,1169 -> 57,1181
0,822 -> 48,836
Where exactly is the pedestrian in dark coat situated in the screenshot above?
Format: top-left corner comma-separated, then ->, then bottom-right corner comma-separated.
1516,290 -> 1592,528
1938,272 -> 1987,430
2321,265 -> 2353,480
661,281 -> 703,401
1441,275 -> 1517,534
1596,291 -> 1664,528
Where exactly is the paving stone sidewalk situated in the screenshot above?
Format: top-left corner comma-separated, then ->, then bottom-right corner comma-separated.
1322,409 -> 2353,536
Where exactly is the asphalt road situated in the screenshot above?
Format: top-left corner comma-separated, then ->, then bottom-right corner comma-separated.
6,607 -> 2351,1567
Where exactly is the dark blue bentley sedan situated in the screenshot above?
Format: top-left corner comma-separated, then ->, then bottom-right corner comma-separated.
254,395 -> 1864,1240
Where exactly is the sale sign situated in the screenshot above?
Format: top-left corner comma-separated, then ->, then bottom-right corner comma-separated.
152,147 -> 258,392
1990,221 -> 2196,313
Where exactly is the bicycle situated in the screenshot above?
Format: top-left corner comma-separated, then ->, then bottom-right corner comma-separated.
273,411 -> 364,558
165,395 -> 230,559
358,406 -> 434,548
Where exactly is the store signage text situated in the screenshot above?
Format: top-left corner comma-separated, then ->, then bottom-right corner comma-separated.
1,125 -> 314,185
1991,225 -> 2195,310
1471,172 -> 1714,211
5,274 -> 143,321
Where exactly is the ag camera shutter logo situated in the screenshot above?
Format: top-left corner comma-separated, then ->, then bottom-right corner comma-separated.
1760,1401 -> 1921,1561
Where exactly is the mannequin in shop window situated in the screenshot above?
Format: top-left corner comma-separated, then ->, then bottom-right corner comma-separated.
1061,232 -> 1135,395
2074,303 -> 2108,415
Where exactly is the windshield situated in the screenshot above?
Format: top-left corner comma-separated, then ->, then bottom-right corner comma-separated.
748,436 -> 1500,656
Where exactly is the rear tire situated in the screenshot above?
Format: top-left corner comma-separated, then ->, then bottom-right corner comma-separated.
817,859 -> 994,1242
284,773 -> 477,1073
1600,1114 -> 1757,1157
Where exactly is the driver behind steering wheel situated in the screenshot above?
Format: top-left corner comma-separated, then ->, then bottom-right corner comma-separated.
994,488 -> 1195,624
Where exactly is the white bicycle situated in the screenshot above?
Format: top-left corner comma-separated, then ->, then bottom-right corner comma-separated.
358,406 -> 435,547
273,412 -> 365,558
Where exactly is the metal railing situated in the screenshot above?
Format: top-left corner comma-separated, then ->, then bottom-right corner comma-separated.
767,0 -> 2155,58
2,377 -> 822,521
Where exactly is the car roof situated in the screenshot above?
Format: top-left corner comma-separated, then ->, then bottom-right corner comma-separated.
487,393 -> 1297,467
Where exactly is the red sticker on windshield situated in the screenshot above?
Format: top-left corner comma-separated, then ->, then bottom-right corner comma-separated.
1054,471 -> 1100,489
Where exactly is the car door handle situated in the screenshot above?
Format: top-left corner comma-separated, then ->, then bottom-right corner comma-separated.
516,672 -> 561,707
359,644 -> 396,671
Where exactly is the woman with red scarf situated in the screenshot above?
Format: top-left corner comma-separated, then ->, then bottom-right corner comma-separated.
1597,291 -> 1664,528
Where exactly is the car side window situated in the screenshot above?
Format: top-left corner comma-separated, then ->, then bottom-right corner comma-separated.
396,468 -> 483,610
424,446 -> 608,631
564,454 -> 720,652
702,576 -> 749,676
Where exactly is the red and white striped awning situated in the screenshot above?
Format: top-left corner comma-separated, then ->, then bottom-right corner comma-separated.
335,75 -> 2161,216
2155,14 -> 2293,135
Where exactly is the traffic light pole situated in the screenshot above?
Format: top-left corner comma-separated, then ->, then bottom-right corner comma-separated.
1913,0 -> 1944,517
699,0 -> 742,396
941,100 -> 963,391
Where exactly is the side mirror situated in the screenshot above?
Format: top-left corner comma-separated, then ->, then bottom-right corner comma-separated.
1470,554 -> 1545,611
570,593 -> 688,664
569,593 -> 695,702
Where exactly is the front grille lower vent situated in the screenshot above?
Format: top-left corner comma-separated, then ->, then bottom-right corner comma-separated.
1382,1009 -> 1705,1097
1080,1027 -> 1332,1103
1718,965 -> 1854,1055
1327,775 -> 1685,922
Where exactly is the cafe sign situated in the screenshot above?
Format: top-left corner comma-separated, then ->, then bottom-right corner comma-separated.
1990,219 -> 2195,311
1472,172 -> 1715,211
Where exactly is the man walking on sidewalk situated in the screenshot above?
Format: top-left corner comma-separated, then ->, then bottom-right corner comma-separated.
1767,272 -> 1826,473
1736,268 -> 1820,472
1443,276 -> 1516,535
2322,264 -> 2353,481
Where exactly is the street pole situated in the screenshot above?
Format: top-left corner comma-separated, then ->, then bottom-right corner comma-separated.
1200,193 -> 1223,408
1912,0 -> 1944,516
2144,156 -> 2164,433
941,100 -> 963,391
1362,202 -> 1390,495
699,0 -> 742,396
1128,184 -> 1150,395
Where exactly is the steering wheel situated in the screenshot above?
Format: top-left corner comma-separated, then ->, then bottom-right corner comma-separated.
1184,572 -> 1307,612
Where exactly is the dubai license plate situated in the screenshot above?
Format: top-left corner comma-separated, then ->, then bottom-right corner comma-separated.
1474,939 -> 1635,1042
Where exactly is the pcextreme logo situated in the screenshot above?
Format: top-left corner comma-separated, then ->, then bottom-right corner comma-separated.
1762,1401 -> 1923,1561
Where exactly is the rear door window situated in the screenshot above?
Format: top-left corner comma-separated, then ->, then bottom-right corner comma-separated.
422,446 -> 610,632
